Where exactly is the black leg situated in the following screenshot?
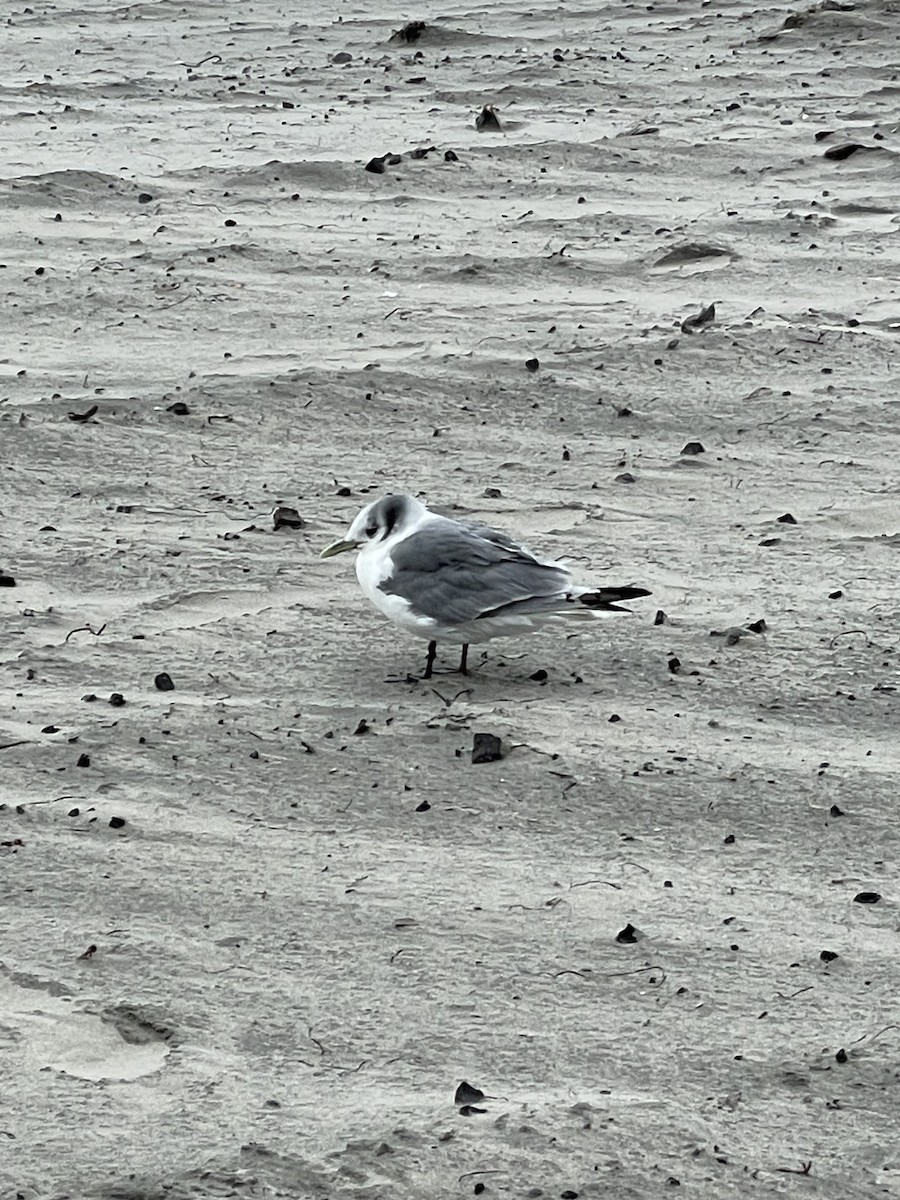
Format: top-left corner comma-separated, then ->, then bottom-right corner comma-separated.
423,640 -> 437,680
458,643 -> 469,675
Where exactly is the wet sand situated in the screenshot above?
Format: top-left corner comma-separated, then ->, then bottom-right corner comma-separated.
2,1 -> 900,1196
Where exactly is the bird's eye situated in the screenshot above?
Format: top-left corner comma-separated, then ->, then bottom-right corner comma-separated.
365,524 -> 378,538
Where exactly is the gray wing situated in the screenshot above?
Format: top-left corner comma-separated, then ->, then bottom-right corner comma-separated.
380,518 -> 570,624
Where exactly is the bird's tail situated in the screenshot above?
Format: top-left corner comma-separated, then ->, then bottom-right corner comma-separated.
478,585 -> 651,621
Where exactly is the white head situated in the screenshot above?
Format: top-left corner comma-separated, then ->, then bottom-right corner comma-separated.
320,493 -> 426,558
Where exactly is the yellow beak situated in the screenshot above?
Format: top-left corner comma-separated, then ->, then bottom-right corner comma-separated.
320,538 -> 359,559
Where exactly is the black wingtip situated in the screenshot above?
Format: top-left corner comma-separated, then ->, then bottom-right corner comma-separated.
578,586 -> 652,610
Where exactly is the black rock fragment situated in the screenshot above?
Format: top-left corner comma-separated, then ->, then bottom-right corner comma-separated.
828,589 -> 843,599
525,357 -> 540,372
154,672 -> 175,692
365,156 -> 387,174
109,816 -> 126,829
455,1081 -> 486,1105
681,302 -> 716,333
746,619 -> 767,634
830,804 -> 844,817
667,656 -> 681,674
76,753 -> 91,768
108,693 -> 126,707
444,149 -> 459,162
415,800 -> 430,812
0,572 -> 15,587
835,1048 -> 848,1063
680,441 -> 705,455
853,891 -> 881,904
724,834 -> 735,844
653,610 -> 667,625
820,950 -> 838,963
458,1105 -> 487,1116
529,669 -> 548,682
409,146 -> 436,159
332,51 -> 352,63
824,143 -> 865,161
776,512 -> 797,524
353,719 -> 371,736
272,505 -> 304,530
471,733 -> 502,763
615,923 -> 639,944
166,400 -> 190,416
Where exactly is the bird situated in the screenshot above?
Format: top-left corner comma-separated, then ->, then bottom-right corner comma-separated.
320,493 -> 651,679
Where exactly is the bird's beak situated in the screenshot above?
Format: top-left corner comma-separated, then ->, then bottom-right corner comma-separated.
320,538 -> 359,559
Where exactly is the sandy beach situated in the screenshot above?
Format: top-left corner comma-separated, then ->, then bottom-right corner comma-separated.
3,0 -> 900,1196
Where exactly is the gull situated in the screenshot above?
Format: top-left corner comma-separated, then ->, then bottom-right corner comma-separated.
320,493 -> 651,678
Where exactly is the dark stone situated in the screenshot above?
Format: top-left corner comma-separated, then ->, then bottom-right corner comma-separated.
42,725 -> 59,734
68,808 -> 80,817
525,358 -> 540,372
353,719 -> 371,735
332,51 -> 352,63
529,669 -> 548,682
608,714 -> 621,723
272,505 -> 304,530
76,753 -> 91,768
0,573 -> 15,587
471,733 -> 503,764
415,800 -> 430,812
835,1048 -> 848,1063
680,441 -> 705,455
109,816 -> 126,829
154,672 -> 175,691
138,192 -> 153,203
166,401 -> 189,415
654,609 -> 667,625
776,512 -> 797,524
455,1081 -> 486,1105
615,923 -> 639,944
746,619 -> 767,633
365,156 -> 387,174
616,472 -> 636,483
820,950 -> 838,962
829,589 -> 843,599
823,143 -> 865,161
444,149 -> 459,162
830,804 -> 844,817
853,891 -> 881,904
723,833 -> 735,844
681,302 -> 715,333
667,656 -> 681,674
108,693 -> 126,706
